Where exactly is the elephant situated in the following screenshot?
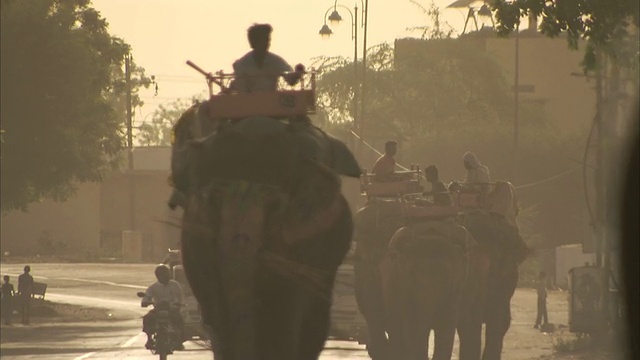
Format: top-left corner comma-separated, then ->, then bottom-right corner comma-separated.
172,107 -> 362,360
380,217 -> 476,360
454,181 -> 528,360
352,197 -> 405,360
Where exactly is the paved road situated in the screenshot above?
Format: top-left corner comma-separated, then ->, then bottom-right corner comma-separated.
0,263 -> 568,359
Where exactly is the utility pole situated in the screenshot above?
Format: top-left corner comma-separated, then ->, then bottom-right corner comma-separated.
513,23 -> 520,179
594,49 -> 604,269
353,5 -> 360,159
357,0 -> 369,163
125,54 -> 136,231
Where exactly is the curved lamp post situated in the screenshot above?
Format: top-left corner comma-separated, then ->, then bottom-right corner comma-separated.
319,0 -> 369,159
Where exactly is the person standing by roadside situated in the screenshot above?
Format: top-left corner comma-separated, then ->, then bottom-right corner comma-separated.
1,275 -> 16,325
17,265 -> 34,325
534,271 -> 549,329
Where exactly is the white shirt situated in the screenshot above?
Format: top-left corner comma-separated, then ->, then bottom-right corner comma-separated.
143,280 -> 184,306
232,51 -> 293,92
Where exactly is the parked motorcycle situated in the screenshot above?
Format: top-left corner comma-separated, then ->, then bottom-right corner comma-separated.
136,292 -> 181,360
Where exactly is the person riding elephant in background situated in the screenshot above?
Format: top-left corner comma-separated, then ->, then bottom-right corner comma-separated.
231,23 -> 305,93
423,165 -> 451,206
371,141 -> 397,182
463,151 -> 491,183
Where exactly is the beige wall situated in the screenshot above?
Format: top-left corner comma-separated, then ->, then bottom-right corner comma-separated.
0,182 -> 101,255
100,169 -> 181,262
0,147 -> 181,262
394,34 -> 596,136
484,34 -> 595,134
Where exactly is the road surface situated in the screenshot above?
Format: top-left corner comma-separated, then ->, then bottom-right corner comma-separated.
1,263 -> 573,359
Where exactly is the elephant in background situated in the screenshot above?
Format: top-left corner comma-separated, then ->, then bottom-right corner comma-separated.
353,197 -> 405,360
381,218 -> 477,360
455,181 -> 526,360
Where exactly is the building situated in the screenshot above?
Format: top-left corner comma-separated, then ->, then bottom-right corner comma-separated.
1,147 -> 180,261
394,27 -> 596,137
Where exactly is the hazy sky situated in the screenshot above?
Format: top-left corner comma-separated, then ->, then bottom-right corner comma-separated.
91,0 -> 486,122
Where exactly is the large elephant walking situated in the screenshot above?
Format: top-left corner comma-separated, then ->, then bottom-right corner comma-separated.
381,218 -> 476,360
455,181 -> 526,360
172,106 -> 361,360
353,198 -> 404,360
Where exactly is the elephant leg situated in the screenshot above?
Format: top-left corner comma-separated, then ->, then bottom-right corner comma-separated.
364,314 -> 391,360
482,301 -> 511,360
433,323 -> 456,360
297,296 -> 332,360
457,320 -> 482,360
406,326 -> 429,360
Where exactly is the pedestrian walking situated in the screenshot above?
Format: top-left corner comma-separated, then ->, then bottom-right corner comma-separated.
1,275 -> 16,325
18,265 -> 34,325
534,271 -> 548,329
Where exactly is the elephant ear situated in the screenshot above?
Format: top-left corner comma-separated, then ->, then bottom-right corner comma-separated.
326,135 -> 361,178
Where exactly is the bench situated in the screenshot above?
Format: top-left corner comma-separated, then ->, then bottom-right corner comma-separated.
32,282 -> 47,300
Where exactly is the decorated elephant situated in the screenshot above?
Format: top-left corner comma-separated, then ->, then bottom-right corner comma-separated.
172,102 -> 362,360
352,197 -> 405,360
381,217 -> 476,360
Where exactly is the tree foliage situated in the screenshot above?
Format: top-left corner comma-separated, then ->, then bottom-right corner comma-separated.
137,97 -> 203,146
0,0 -> 150,212
492,0 -> 639,71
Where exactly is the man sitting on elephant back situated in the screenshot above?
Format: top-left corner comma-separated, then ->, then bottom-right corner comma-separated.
371,141 -> 398,182
231,23 -> 305,93
454,152 -> 528,262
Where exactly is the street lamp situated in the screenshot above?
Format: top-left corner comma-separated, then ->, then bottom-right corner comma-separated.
319,0 -> 369,159
319,24 -> 333,38
319,3 -> 359,137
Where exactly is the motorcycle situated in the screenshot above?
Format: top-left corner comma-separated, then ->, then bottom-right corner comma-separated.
136,292 -> 182,360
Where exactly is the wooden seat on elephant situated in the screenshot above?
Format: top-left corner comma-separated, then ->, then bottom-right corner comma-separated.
205,89 -> 316,119
402,202 -> 459,219
199,70 -> 317,120
362,180 -> 418,197
361,169 -> 423,197
453,183 -> 495,211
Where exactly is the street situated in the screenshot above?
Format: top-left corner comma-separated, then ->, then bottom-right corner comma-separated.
1,263 -> 570,359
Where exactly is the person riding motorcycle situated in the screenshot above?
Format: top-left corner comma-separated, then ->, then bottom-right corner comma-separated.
142,264 -> 185,350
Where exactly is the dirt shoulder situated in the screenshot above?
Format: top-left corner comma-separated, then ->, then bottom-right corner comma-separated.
1,298 -> 130,331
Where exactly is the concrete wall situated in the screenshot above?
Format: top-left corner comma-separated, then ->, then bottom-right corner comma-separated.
100,170 -> 181,262
0,147 -> 180,262
555,244 -> 597,288
394,33 -> 595,136
0,182 -> 101,255
483,34 -> 595,135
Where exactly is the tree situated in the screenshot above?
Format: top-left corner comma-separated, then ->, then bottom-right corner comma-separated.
137,97 -> 203,146
492,0 -> 639,72
0,0 -> 150,212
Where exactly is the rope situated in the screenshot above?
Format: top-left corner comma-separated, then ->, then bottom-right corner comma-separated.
514,167 -> 582,190
349,130 -> 412,172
